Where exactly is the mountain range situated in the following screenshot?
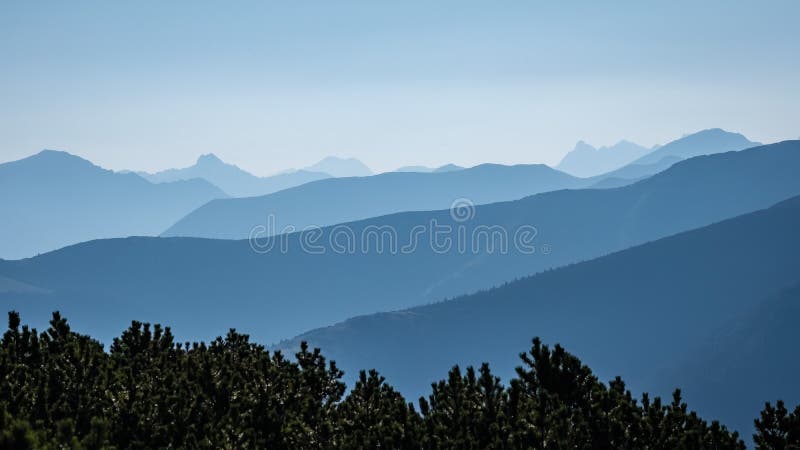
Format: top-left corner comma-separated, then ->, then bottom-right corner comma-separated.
278,193 -> 800,436
2,140 -> 798,349
556,139 -> 652,177
163,129 -> 761,239
161,163 -> 590,240
137,153 -> 333,197
631,128 -> 759,165
0,150 -> 226,259
0,129 -> 757,260
394,164 -> 465,173
557,128 -> 758,181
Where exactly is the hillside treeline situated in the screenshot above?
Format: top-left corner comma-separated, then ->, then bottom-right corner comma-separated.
1,312 -> 797,449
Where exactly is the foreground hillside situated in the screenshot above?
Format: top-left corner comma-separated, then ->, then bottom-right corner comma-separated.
6,312 -> 798,448
2,141 -> 800,346
280,194 -> 800,437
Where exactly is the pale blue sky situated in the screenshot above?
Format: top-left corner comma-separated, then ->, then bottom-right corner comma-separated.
1,0 -> 798,174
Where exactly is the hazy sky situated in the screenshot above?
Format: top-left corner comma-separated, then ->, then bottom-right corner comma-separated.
1,0 -> 798,174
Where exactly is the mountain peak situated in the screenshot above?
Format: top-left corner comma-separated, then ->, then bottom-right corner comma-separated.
572,141 -> 596,152
629,128 -> 759,166
196,153 -> 225,165
18,149 -> 99,170
681,128 -> 755,143
558,140 -> 650,177
35,149 -> 81,160
305,156 -> 372,177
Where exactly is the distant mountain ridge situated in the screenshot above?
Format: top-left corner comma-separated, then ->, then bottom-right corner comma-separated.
631,128 -> 759,165
303,156 -> 372,177
138,153 -> 331,197
161,162 -> 589,240
560,129 -> 759,181
0,150 -> 226,259
394,164 -> 465,173
557,139 -> 652,177
2,141 -> 799,348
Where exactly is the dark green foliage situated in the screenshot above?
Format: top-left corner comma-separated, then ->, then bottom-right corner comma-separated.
0,312 -> 785,449
335,369 -> 422,449
754,400 -> 800,449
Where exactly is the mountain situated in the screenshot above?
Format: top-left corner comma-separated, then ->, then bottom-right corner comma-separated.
581,128 -> 759,185
303,156 -> 372,177
2,141 -> 799,348
0,150 -> 226,259
595,155 -> 683,182
667,283 -> 800,436
278,195 -> 800,436
394,165 -> 432,172
557,139 -> 651,177
139,153 -> 331,197
631,128 -> 759,165
587,155 -> 684,189
434,163 -> 465,172
395,164 -> 465,173
161,163 -> 589,240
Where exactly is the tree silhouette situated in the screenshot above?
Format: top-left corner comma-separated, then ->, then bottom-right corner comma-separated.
1,311 -> 788,448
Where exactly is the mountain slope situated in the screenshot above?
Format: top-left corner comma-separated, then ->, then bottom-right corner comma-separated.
139,153 -> 331,197
631,128 -> 758,165
162,163 -> 589,240
2,141 -> 799,348
595,155 -> 683,183
557,140 -> 651,177
0,150 -> 226,259
280,195 -> 800,435
667,283 -> 800,436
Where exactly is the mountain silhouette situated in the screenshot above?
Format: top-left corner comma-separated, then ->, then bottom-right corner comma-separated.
139,153 -> 331,197
557,139 -> 651,177
161,163 -> 589,240
630,128 -> 759,165
591,155 -> 684,186
303,156 -> 372,177
0,150 -> 226,259
278,194 -> 800,435
2,141 -> 799,348
395,164 -> 465,173
578,128 -> 758,184
665,282 -> 800,437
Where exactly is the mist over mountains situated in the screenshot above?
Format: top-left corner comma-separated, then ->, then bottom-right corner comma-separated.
304,156 -> 373,177
0,129 -> 756,260
3,0 -> 798,445
163,129 -> 759,240
556,139 -> 652,177
138,153 -> 332,197
278,194 -> 800,436
161,163 -> 589,240
0,150 -> 226,259
1,129 -> 797,445
558,128 -> 759,180
394,163 -> 465,173
3,140 -> 798,350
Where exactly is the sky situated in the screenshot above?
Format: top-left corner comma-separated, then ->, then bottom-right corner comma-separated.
1,0 -> 798,175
